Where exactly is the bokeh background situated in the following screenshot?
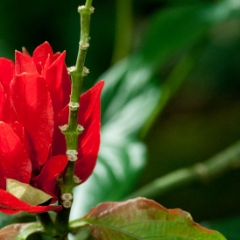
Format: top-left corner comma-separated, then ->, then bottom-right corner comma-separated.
1,0 -> 240,239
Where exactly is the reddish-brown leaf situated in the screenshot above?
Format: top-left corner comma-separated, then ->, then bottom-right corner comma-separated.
0,223 -> 33,240
73,198 -> 226,240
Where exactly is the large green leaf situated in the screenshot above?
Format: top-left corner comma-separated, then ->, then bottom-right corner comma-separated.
71,2 -> 219,219
71,61 -> 160,218
70,198 -> 226,240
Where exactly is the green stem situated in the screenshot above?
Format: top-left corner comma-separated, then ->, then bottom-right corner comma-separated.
126,141 -> 240,200
55,208 -> 71,239
55,0 -> 94,237
112,0 -> 133,64
85,0 -> 93,9
37,213 -> 56,237
140,54 -> 194,139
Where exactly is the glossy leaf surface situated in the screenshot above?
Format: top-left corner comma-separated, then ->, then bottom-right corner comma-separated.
71,198 -> 226,240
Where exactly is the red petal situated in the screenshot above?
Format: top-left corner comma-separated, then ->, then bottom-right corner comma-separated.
15,51 -> 37,75
33,155 -> 68,196
43,51 -> 70,115
52,81 -> 103,153
61,63 -> 71,109
0,83 -> 5,120
11,122 -> 33,164
33,42 -> 54,74
0,189 -> 62,214
0,58 -> 16,123
77,81 -> 104,125
1,96 -> 17,124
55,81 -> 104,181
53,52 -> 61,61
0,207 -> 20,214
75,132 -> 99,183
52,125 -> 67,156
0,122 -> 32,189
0,58 -> 14,91
75,81 -> 104,182
10,73 -> 54,168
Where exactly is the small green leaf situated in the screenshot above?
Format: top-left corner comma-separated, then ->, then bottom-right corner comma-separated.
6,179 -> 52,206
0,222 -> 42,240
13,222 -> 43,240
70,198 -> 226,240
0,223 -> 31,240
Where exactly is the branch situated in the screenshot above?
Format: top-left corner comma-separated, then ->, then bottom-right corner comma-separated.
126,141 -> 240,200
55,0 -> 94,237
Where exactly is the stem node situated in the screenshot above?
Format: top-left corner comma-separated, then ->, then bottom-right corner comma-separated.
80,41 -> 90,50
66,150 -> 78,162
69,102 -> 80,111
73,175 -> 81,184
83,66 -> 90,76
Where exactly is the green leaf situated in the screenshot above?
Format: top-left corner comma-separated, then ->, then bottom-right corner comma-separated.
70,198 -> 226,240
70,2 -> 212,216
71,55 -> 161,218
0,223 -> 30,240
0,222 -> 42,240
13,222 -> 43,240
140,4 -> 213,67
71,0 -> 230,221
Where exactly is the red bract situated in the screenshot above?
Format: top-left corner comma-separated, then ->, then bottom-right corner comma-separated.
0,42 -> 103,214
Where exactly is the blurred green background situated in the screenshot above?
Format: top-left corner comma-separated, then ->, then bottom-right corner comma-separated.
1,0 -> 240,239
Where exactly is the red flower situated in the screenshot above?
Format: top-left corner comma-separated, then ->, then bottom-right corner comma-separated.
0,42 -> 103,214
